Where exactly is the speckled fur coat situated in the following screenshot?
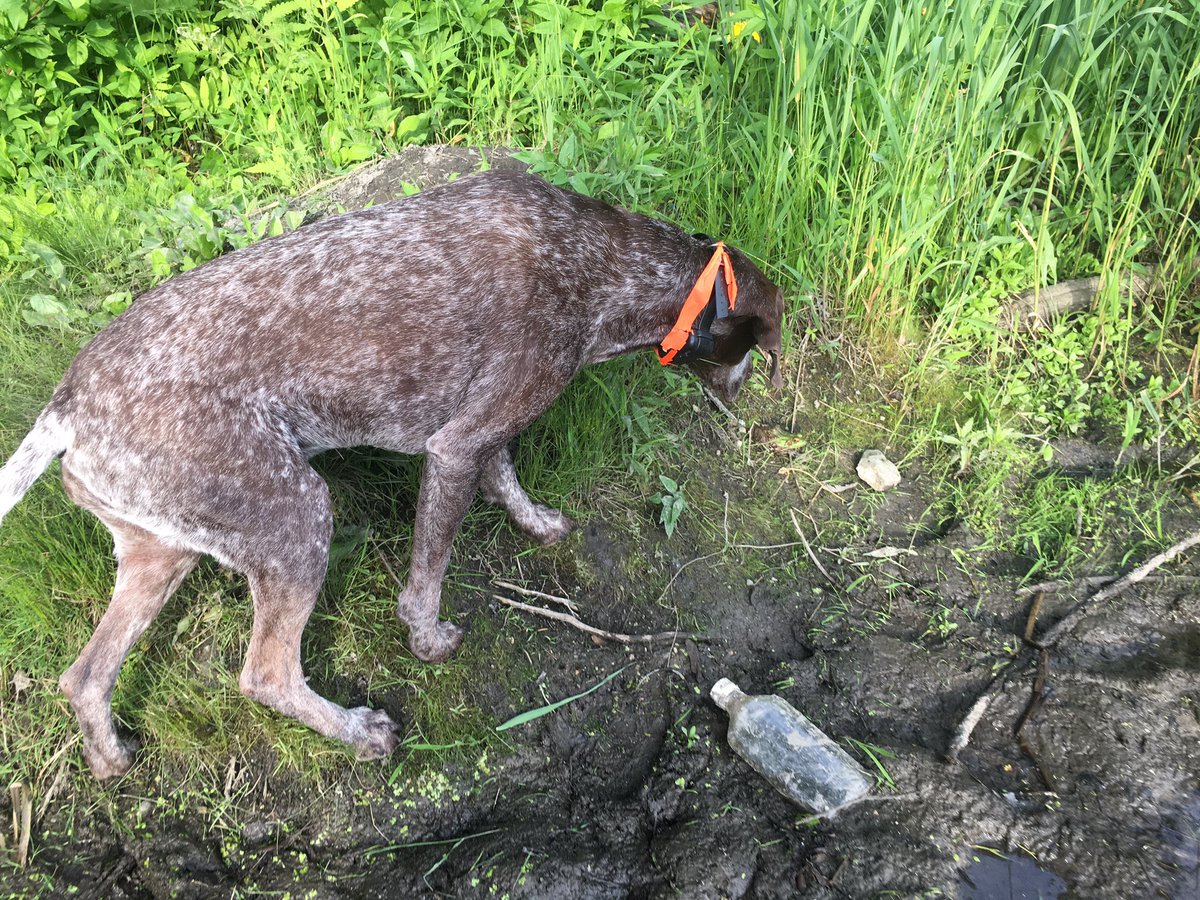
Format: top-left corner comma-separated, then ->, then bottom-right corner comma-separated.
0,171 -> 784,777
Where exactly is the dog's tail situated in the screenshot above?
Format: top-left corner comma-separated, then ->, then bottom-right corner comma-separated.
0,408 -> 71,527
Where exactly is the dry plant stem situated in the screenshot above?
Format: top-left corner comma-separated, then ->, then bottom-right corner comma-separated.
788,333 -> 810,433
9,781 -> 31,867
789,508 -> 836,586
947,526 -> 1200,762
494,595 -> 708,644
656,551 -> 721,604
492,580 -> 578,614
700,384 -> 745,426
375,545 -> 405,586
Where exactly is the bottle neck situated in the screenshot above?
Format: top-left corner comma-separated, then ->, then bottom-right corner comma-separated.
710,678 -> 747,711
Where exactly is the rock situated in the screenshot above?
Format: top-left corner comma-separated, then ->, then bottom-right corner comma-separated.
857,450 -> 901,491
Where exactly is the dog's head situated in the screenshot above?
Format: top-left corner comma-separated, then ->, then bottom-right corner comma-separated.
687,245 -> 785,405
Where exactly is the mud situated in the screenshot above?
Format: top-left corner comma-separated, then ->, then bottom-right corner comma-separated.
2,150 -> 1197,898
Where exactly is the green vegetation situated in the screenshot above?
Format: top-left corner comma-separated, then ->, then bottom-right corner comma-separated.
0,0 -> 1197,854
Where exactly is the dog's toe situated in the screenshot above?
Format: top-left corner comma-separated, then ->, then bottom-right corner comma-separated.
83,738 -> 137,780
409,621 -> 465,664
527,505 -> 575,546
350,708 -> 400,760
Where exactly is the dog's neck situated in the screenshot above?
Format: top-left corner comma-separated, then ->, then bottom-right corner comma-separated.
585,234 -> 712,365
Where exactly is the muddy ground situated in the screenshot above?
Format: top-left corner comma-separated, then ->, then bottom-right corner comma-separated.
3,151 -> 1197,899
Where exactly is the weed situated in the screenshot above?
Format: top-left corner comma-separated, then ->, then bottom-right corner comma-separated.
653,474 -> 687,539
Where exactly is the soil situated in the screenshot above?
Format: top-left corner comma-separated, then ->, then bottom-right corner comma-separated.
2,150 -> 1197,899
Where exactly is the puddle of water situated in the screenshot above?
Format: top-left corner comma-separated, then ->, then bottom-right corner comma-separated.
1094,625 -> 1200,681
959,850 -> 1067,900
1161,793 -> 1200,899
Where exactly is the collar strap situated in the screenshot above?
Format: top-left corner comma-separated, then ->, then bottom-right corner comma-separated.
657,241 -> 739,365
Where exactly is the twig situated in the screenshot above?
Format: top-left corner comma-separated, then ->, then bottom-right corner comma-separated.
730,540 -> 813,551
82,856 -> 136,900
1040,527 -> 1200,648
492,580 -> 578,615
494,595 -> 707,644
700,385 -> 745,427
945,674 -> 1008,763
947,526 -> 1200,761
1023,592 -> 1044,644
656,551 -> 720,604
789,508 -> 835,587
1015,576 -> 1115,596
1013,648 -> 1056,792
375,545 -> 405,586
1012,575 -> 1189,596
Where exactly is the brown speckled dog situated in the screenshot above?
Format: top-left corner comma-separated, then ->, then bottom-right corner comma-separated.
0,171 -> 783,778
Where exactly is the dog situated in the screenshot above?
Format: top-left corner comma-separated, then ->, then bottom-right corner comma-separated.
0,171 -> 784,778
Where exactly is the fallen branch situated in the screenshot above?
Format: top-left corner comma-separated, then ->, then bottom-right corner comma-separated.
1013,648 -> 1056,792
1013,573 -> 1191,596
1001,269 -> 1158,330
492,580 -> 578,615
1023,591 -> 1044,644
1039,527 -> 1200,648
946,526 -> 1200,762
494,595 -> 708,645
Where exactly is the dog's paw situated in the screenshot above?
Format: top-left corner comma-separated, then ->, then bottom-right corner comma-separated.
524,505 -> 575,547
408,621 -> 465,664
83,737 -> 137,780
349,707 -> 400,761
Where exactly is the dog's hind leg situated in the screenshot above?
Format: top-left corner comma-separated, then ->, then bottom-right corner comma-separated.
59,525 -> 198,779
235,467 -> 398,760
238,569 -> 399,760
481,445 -> 574,546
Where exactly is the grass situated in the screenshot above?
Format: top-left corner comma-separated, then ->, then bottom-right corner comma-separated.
0,1 -> 1198,882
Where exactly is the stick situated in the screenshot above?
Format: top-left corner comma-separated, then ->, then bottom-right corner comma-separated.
945,672 -> 1009,763
789,508 -> 836,586
1015,576 -> 1116,596
494,595 -> 707,644
492,580 -> 578,614
947,526 -> 1200,761
1023,592 -> 1044,644
376,545 -> 405,586
1013,574 -> 1190,596
700,385 -> 745,427
1039,527 -> 1200,648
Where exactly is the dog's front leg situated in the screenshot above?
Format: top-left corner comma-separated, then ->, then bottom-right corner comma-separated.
481,445 -> 574,546
397,431 -> 487,663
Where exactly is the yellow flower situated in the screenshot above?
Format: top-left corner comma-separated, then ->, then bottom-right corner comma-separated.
731,21 -> 762,42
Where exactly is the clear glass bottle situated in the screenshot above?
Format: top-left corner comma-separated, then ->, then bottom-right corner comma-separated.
711,678 -> 872,815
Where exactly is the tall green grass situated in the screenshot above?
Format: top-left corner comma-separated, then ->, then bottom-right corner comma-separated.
5,2 -> 1197,352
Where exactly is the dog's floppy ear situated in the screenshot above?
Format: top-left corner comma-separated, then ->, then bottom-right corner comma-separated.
750,287 -> 785,389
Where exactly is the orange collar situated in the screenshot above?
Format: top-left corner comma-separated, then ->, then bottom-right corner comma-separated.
657,242 -> 739,365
